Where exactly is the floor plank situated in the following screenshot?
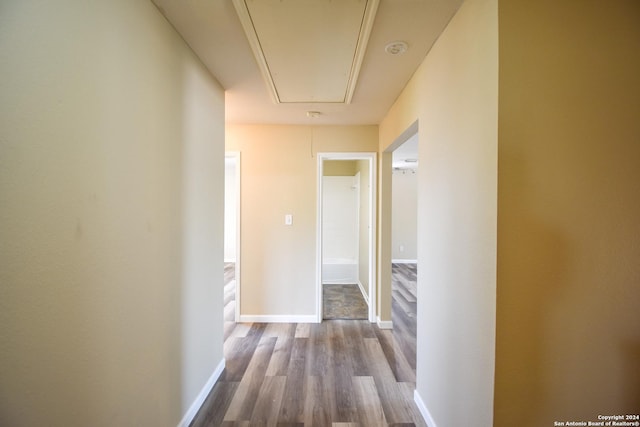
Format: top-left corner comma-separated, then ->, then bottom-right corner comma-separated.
265,337 -> 294,377
352,376 -> 387,427
390,263 -> 418,371
191,381 -> 239,427
277,337 -> 309,423
251,375 -> 287,426
223,336 -> 277,421
190,263 -> 422,427
303,375 -> 336,426
328,321 -> 358,422
294,323 -> 310,338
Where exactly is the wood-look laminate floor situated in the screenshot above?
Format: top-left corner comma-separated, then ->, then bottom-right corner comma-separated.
391,263 -> 417,372
196,263 -> 420,427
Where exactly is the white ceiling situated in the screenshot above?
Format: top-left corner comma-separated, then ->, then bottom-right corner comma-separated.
152,0 -> 463,126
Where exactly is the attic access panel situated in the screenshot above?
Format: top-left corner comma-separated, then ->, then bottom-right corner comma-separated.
233,0 -> 379,104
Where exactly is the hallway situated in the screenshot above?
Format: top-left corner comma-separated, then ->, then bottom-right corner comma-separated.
192,264 -> 419,426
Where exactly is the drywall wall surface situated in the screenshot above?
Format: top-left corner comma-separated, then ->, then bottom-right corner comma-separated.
495,1 -> 640,425
0,1 -> 225,425
392,170 -> 418,260
379,79 -> 422,154
379,0 -> 498,425
178,46 -> 225,417
225,125 -> 377,318
323,160 -> 358,176
322,176 -> 359,263
377,152 -> 394,322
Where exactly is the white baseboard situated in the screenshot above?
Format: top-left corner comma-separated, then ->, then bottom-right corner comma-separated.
238,314 -> 318,323
414,389 -> 438,427
392,258 -> 417,264
376,317 -> 393,329
323,280 -> 356,285
356,281 -> 369,305
178,358 -> 225,427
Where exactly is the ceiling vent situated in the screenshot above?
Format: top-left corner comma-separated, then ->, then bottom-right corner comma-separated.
233,0 -> 379,104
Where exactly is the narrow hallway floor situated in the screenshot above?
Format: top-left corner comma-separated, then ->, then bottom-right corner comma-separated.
194,263 -> 420,426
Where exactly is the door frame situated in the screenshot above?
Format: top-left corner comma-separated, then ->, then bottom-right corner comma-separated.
316,152 -> 377,323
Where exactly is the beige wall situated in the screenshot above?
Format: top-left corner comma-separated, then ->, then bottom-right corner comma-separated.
323,160 -> 358,176
0,1 -> 225,425
379,0 -> 498,425
392,169 -> 418,261
226,125 -> 377,320
495,1 -> 640,425
377,152 -> 394,323
356,159 -> 371,299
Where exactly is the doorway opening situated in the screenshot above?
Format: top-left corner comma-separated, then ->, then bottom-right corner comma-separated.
316,153 -> 377,323
390,132 -> 418,371
224,152 -> 240,327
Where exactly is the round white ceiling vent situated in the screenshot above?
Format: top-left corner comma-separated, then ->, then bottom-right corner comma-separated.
385,41 -> 408,55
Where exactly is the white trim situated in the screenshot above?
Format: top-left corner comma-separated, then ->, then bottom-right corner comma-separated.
344,0 -> 379,104
323,280 -> 357,285
414,389 -> 438,427
231,0 -> 279,104
376,317 -> 393,329
391,259 -> 417,264
317,153 -> 377,324
356,280 -> 369,305
239,314 -> 318,324
316,158 -> 324,322
177,358 -> 225,427
367,156 -> 377,324
232,0 -> 379,105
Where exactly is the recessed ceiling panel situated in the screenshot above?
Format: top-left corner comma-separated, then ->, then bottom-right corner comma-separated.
233,0 -> 378,104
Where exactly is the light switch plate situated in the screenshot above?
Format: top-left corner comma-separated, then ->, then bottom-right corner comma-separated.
285,214 -> 293,225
